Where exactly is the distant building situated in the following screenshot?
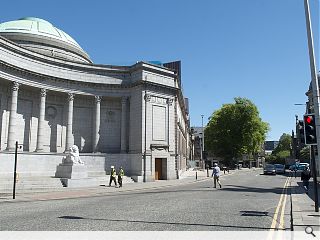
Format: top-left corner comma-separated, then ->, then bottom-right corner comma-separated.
190,127 -> 203,168
189,126 -> 222,169
264,141 -> 279,155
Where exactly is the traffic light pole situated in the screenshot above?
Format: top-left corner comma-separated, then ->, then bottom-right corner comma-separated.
304,1 -> 320,210
13,141 -> 18,199
310,146 -> 319,212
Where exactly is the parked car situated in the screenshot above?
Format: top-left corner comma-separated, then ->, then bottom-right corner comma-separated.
274,164 -> 285,174
264,164 -> 276,175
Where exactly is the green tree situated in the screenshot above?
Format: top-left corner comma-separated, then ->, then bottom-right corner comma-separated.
299,146 -> 310,162
272,133 -> 291,155
266,133 -> 291,164
205,97 -> 269,166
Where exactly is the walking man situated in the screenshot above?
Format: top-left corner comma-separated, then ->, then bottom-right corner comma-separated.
301,166 -> 311,193
108,166 -> 117,187
212,163 -> 222,188
118,166 -> 124,188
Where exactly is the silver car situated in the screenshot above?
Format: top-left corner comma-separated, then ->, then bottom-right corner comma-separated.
274,164 -> 285,174
264,164 -> 276,175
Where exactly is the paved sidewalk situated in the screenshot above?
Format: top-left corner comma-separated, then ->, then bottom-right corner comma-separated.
290,176 -> 320,231
0,168 -> 237,203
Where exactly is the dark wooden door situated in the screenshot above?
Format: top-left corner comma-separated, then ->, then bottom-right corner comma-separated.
155,158 -> 162,180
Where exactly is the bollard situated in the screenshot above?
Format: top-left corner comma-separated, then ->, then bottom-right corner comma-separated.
196,171 -> 198,180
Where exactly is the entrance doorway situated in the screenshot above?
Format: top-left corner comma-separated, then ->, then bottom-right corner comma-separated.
155,158 -> 163,180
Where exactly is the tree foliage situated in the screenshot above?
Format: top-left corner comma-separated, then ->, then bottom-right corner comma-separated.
205,97 -> 269,166
299,146 -> 310,161
266,133 -> 291,164
272,133 -> 291,155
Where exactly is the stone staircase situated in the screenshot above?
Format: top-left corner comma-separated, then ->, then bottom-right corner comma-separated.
0,175 -> 135,193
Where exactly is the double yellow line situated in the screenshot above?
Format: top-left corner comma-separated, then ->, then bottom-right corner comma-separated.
270,177 -> 291,230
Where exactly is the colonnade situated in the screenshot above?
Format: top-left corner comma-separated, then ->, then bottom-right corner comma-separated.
5,81 -> 128,153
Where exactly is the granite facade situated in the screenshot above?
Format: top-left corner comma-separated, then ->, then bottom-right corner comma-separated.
0,34 -> 190,182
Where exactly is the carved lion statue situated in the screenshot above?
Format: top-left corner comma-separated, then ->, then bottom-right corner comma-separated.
62,145 -> 84,165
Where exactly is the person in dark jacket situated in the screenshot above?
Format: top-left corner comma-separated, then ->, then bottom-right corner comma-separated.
108,166 -> 117,187
118,166 -> 124,188
301,166 -> 311,193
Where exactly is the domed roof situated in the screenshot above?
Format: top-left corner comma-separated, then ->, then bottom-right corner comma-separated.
0,17 -> 91,63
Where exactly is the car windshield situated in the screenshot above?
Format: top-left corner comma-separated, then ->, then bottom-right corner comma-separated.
265,164 -> 274,168
274,164 -> 283,168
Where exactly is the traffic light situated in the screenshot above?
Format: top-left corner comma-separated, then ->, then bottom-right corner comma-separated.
297,120 -> 305,145
304,114 -> 317,145
202,150 -> 208,160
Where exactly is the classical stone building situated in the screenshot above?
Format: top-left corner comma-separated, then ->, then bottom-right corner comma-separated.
0,17 -> 190,182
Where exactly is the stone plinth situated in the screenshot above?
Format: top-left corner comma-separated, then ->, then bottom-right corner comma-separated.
55,164 -> 88,179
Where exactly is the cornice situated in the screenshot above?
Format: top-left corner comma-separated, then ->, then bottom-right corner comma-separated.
0,63 -> 133,95
131,62 -> 177,78
0,36 -> 131,74
0,37 -> 189,123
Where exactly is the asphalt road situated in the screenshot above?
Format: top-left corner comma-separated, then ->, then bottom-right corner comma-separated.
0,169 -> 291,231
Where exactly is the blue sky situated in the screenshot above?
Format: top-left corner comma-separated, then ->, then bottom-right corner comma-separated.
1,0 -> 319,141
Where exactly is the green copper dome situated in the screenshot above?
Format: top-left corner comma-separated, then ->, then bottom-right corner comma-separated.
0,17 -> 91,63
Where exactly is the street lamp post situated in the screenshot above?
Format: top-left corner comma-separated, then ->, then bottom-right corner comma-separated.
201,115 -> 205,170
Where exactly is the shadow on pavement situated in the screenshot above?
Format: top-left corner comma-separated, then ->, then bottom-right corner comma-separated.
219,185 -> 292,195
58,215 -> 286,230
297,181 -> 320,203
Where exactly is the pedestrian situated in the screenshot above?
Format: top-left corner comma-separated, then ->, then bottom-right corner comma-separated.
301,166 -> 311,193
118,166 -> 124,188
212,163 -> 222,188
108,166 -> 117,187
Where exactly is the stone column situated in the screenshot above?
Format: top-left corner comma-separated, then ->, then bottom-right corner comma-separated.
167,98 -> 173,146
65,93 -> 74,152
93,95 -> 101,152
120,97 -> 128,152
6,82 -> 20,151
35,88 -> 46,152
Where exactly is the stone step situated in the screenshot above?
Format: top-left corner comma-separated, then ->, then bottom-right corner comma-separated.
0,177 -> 64,192
0,175 -> 135,193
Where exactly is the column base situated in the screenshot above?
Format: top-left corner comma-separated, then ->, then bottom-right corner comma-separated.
5,148 -> 15,152
35,149 -> 45,152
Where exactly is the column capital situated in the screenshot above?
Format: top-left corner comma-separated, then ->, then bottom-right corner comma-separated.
95,95 -> 102,103
40,88 -> 47,97
144,94 -> 151,102
167,98 -> 174,106
121,96 -> 128,104
12,81 -> 20,91
67,92 -> 74,101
